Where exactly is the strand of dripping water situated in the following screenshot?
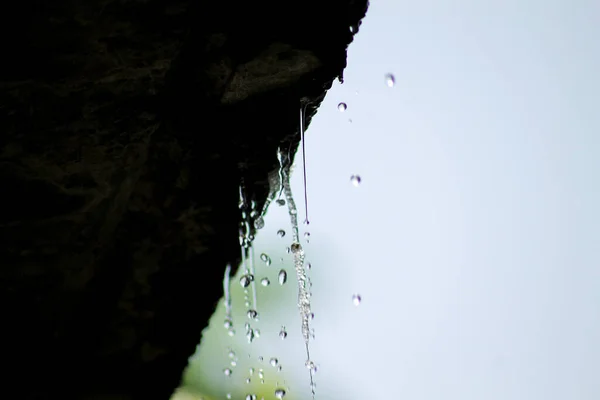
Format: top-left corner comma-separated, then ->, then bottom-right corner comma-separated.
299,103 -> 309,225
279,148 -> 316,397
223,263 -> 233,325
239,186 -> 258,313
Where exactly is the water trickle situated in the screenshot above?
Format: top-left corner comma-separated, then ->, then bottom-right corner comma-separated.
223,264 -> 233,331
275,389 -> 286,399
223,368 -> 232,376
278,269 -> 287,285
299,103 -> 310,225
352,294 -> 362,306
384,73 -> 396,87
277,229 -> 286,238
260,253 -> 271,266
269,357 -> 279,367
350,175 -> 361,186
280,148 -> 316,397
279,326 -> 287,339
337,102 -> 347,112
260,277 -> 270,286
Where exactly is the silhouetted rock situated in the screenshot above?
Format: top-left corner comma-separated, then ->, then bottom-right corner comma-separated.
0,1 -> 369,399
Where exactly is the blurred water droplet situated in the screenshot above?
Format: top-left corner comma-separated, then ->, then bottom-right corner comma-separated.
254,217 -> 265,229
337,102 -> 347,112
276,199 -> 286,206
231,360 -> 237,367
277,365 -> 282,372
245,395 -> 256,400
304,232 -> 310,240
223,368 -> 232,376
260,253 -> 271,265
228,350 -> 236,359
255,329 -> 261,337
350,175 -> 361,186
279,326 -> 287,339
249,367 -> 255,375
285,246 -> 291,254
244,300 -> 251,307
247,309 -> 258,320
277,229 -> 286,238
226,394 -> 232,399
224,318 -> 233,329
228,329 -> 235,336
278,269 -> 287,285
239,274 -> 253,288
246,378 -> 251,384
385,73 -> 396,87
275,388 -> 286,399
258,356 -> 263,362
306,262 -> 312,270
260,277 -> 270,286
352,294 -> 362,306
258,369 -> 264,379
269,357 -> 279,367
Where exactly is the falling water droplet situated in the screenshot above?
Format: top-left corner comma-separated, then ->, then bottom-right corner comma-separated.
249,367 -> 255,375
258,356 -> 263,362
223,368 -> 232,376
247,309 -> 258,320
384,73 -> 396,87
260,277 -> 270,286
304,232 -> 310,243
254,217 -> 265,229
239,274 -> 253,288
277,365 -> 282,372
269,357 -> 279,367
260,253 -> 271,266
224,318 -> 233,329
275,388 -> 286,399
337,102 -> 347,112
276,199 -> 286,206
258,369 -> 264,379
228,329 -> 235,336
278,269 -> 287,285
231,360 -> 237,367
350,175 -> 361,186
226,394 -> 232,399
352,294 -> 362,306
228,350 -> 236,359
277,229 -> 286,238
285,246 -> 291,254
306,262 -> 312,270
246,378 -> 251,384
279,326 -> 287,339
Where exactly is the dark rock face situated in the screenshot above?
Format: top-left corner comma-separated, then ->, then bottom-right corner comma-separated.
0,1 -> 368,399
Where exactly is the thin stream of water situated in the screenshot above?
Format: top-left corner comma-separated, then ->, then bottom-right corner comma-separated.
300,105 -> 309,225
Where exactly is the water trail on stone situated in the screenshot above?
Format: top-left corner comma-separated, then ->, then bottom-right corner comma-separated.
299,104 -> 309,225
279,148 -> 315,397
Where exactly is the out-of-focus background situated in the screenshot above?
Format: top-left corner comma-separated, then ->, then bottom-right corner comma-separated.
175,1 -> 600,399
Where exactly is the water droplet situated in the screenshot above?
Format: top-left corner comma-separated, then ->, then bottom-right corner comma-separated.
350,175 -> 361,186
276,199 -> 286,206
246,378 -> 251,384
337,102 -> 347,112
226,394 -> 232,399
279,326 -> 287,339
258,369 -> 264,379
306,262 -> 312,270
247,309 -> 258,320
352,294 -> 362,306
275,388 -> 286,399
285,246 -> 291,254
245,395 -> 256,400
304,232 -> 310,239
269,357 -> 279,367
239,274 -> 253,288
277,365 -> 282,372
223,368 -> 232,376
249,367 -> 255,375
384,73 -> 396,87
309,312 -> 315,320
260,253 -> 271,265
231,360 -> 237,367
244,300 -> 251,307
228,350 -> 236,359
254,217 -> 265,229
278,269 -> 287,285
255,329 -> 261,337
260,277 -> 270,286
228,329 -> 235,336
258,356 -> 263,362
291,242 -> 302,253
224,318 -> 233,329
277,229 -> 286,238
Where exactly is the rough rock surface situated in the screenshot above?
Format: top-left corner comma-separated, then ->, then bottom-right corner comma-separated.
0,1 -> 369,399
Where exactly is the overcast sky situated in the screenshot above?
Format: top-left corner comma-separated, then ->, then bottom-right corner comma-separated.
187,1 -> 600,399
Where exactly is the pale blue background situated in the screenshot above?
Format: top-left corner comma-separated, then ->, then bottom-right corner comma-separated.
182,1 -> 600,399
